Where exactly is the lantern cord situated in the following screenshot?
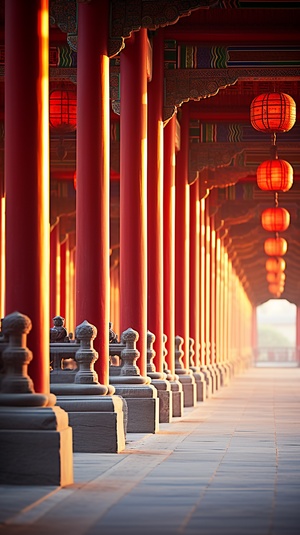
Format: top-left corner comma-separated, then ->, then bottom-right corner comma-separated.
274,191 -> 279,208
270,134 -> 278,160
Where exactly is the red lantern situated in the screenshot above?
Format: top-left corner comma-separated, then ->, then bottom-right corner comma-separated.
266,257 -> 286,272
250,92 -> 296,133
266,272 -> 285,283
261,207 -> 290,232
268,283 -> 283,297
50,89 -> 77,133
264,237 -> 287,256
257,159 -> 293,192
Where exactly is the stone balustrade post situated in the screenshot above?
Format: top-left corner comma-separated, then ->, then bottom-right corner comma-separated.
0,311 -> 73,485
146,330 -> 172,423
109,327 -> 159,433
175,335 -> 197,407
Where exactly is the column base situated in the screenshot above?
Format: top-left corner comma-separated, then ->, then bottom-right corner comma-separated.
112,383 -> 159,433
176,372 -> 197,407
56,394 -> 126,453
150,379 -> 172,423
190,368 -> 206,402
216,363 -> 230,386
0,405 -> 73,486
199,367 -> 213,398
168,378 -> 184,417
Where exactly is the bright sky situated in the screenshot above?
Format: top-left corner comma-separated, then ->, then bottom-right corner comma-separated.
257,299 -> 296,325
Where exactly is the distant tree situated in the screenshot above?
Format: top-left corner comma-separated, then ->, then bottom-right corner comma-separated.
258,326 -> 292,347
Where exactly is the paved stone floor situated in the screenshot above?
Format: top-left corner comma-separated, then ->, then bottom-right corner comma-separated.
0,366 -> 299,535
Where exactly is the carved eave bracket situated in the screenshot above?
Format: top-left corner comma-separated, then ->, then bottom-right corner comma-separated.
109,0 -> 218,57
164,67 -> 300,124
164,69 -> 239,124
189,142 -> 247,185
201,166 -> 256,191
50,0 -> 218,56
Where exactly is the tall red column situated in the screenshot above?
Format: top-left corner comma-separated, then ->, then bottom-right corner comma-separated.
163,116 -> 176,375
76,0 -> 110,387
175,106 -> 190,368
205,197 -> 211,366
120,30 -> 148,377
50,222 -> 60,323
60,236 -> 70,327
5,0 -> 50,393
199,197 -> 206,367
147,30 -> 164,373
0,148 -> 4,319
189,178 -> 200,368
296,307 -> 300,367
210,215 -> 216,364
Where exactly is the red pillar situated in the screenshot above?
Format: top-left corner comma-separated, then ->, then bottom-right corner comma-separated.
199,197 -> 206,366
60,236 -> 69,327
0,148 -> 4,319
296,307 -> 300,366
189,178 -> 200,368
50,222 -> 60,323
205,197 -> 211,366
76,0 -> 110,387
210,215 -> 216,364
120,30 -> 148,377
175,106 -> 190,368
163,116 -> 176,375
5,0 -> 49,393
147,30 -> 164,373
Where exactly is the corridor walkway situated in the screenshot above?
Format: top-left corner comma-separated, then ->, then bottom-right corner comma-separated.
0,366 -> 299,535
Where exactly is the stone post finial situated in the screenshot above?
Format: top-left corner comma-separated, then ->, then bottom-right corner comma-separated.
175,335 -> 184,372
74,320 -> 98,384
147,330 -> 156,373
120,328 -> 140,376
189,337 -> 195,367
50,315 -> 68,343
1,311 -> 34,394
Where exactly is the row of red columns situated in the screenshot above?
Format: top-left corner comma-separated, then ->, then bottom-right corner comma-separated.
3,1 -> 261,396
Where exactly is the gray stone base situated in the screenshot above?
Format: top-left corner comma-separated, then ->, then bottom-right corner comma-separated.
177,374 -> 197,407
190,369 -> 206,402
169,380 -> 184,417
112,384 -> 159,433
151,380 -> 172,423
0,406 -> 73,486
217,363 -> 230,386
56,395 -> 126,453
200,367 -> 213,399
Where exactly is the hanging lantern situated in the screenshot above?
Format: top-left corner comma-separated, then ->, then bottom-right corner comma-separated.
266,257 -> 286,272
257,159 -> 293,192
49,88 -> 77,133
264,237 -> 288,256
261,207 -> 290,232
250,92 -> 296,133
268,283 -> 283,297
266,272 -> 286,284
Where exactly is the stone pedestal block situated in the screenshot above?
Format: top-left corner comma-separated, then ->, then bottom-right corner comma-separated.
217,363 -> 230,386
152,379 -> 172,423
200,366 -> 213,398
190,369 -> 206,402
168,380 -> 184,417
178,375 -> 197,407
55,394 -> 126,453
112,384 -> 159,433
0,405 -> 73,486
